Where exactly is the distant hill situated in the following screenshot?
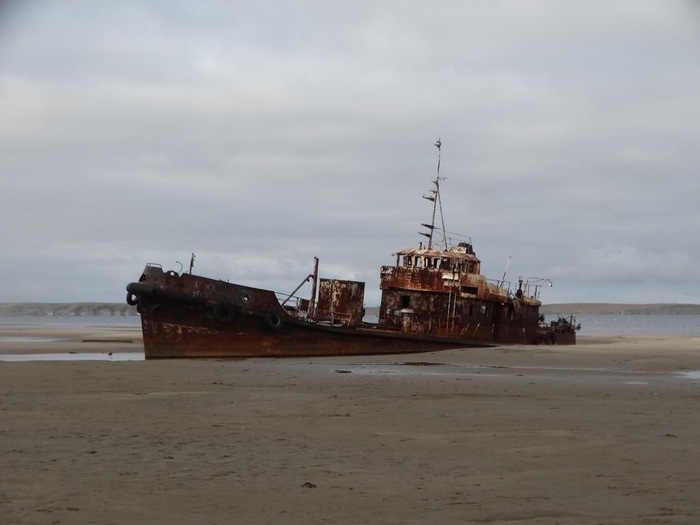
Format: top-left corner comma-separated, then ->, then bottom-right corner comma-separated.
0,303 -> 138,317
540,303 -> 700,315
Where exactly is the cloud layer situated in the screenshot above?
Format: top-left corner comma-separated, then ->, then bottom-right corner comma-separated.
1,1 -> 699,306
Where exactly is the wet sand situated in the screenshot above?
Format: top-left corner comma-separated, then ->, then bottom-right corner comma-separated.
2,329 -> 700,524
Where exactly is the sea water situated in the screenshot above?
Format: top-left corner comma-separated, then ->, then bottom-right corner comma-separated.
573,315 -> 700,336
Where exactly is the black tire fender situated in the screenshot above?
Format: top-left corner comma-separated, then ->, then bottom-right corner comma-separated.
264,312 -> 284,330
126,282 -> 155,307
214,303 -> 234,323
126,282 -> 155,295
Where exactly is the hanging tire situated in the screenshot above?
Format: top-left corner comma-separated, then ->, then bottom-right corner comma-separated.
126,282 -> 154,306
214,303 -> 234,323
264,312 -> 283,330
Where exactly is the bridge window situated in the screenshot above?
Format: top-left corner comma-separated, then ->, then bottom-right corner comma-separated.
401,295 -> 410,308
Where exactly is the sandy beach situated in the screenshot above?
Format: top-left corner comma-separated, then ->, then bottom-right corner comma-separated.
1,328 -> 699,524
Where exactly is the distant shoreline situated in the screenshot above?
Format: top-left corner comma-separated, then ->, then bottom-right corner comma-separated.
1,302 -> 699,317
0,303 -> 138,317
538,303 -> 700,315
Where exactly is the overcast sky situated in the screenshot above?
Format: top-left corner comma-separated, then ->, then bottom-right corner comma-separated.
1,0 -> 699,307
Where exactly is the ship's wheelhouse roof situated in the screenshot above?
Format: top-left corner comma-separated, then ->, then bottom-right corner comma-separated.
394,246 -> 480,263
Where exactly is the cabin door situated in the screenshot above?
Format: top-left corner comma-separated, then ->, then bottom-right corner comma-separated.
491,303 -> 508,342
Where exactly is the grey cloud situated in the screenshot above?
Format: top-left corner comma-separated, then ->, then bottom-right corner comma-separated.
1,1 -> 699,304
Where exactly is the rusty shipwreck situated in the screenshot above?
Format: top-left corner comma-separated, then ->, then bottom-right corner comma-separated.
126,141 -> 578,358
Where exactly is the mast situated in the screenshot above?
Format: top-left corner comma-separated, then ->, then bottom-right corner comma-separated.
420,139 -> 448,250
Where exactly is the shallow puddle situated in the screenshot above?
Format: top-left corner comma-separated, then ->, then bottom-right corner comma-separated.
0,353 -> 144,362
0,337 -> 63,342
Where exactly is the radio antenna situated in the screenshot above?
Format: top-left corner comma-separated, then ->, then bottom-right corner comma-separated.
420,139 -> 448,250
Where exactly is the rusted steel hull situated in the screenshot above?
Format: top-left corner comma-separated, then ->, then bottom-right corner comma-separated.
545,331 -> 576,345
376,257 -> 576,346
127,266 -> 492,359
378,284 -> 544,345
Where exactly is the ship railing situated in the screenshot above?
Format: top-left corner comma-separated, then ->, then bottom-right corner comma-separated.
486,279 -> 542,300
312,308 -> 356,327
272,293 -> 357,327
519,283 -> 542,301
487,278 -> 511,293
528,284 -> 542,301
274,292 -> 312,317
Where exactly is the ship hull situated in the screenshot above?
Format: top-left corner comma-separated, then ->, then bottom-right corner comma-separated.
128,263 -> 575,359
137,301 -> 491,358
128,267 -> 493,359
